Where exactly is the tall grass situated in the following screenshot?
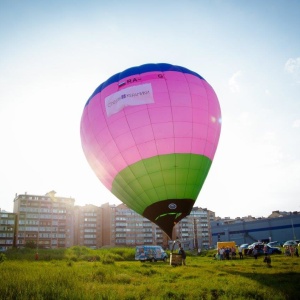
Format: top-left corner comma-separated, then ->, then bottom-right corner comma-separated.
0,247 -> 299,299
5,246 -> 135,263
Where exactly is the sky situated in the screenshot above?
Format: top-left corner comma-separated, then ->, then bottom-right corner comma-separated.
0,0 -> 299,219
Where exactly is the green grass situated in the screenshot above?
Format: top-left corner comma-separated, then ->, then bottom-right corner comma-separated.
0,247 -> 300,299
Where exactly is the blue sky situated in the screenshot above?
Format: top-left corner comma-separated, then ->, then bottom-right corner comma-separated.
0,0 -> 299,218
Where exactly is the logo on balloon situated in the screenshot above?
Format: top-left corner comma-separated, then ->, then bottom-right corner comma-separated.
105,83 -> 154,117
168,203 -> 177,210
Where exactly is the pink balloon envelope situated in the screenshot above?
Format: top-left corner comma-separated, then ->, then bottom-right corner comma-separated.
80,63 -> 221,238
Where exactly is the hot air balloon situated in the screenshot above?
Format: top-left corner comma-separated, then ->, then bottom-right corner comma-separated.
80,63 -> 221,238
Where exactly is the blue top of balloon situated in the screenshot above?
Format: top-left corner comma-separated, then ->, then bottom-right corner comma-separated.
86,63 -> 205,106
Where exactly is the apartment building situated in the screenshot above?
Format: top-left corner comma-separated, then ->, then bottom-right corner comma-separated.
173,207 -> 215,249
13,191 -> 75,248
9,191 -> 215,249
0,210 -> 16,250
74,204 -> 102,248
7,191 -> 300,250
104,203 -> 169,248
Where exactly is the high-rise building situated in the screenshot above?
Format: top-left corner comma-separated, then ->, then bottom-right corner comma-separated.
0,210 -> 17,250
173,207 -> 215,249
101,203 -> 114,246
104,203 -> 169,248
13,191 -> 75,248
74,204 -> 102,248
9,191 -> 215,249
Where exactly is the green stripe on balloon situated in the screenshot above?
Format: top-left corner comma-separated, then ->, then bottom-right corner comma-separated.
111,153 -> 212,215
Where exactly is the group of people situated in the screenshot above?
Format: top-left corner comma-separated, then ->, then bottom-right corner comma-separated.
176,242 -> 299,266
284,245 -> 299,257
215,246 -> 238,260
215,242 -> 299,268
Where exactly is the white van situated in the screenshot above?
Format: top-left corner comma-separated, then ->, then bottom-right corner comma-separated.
135,245 -> 168,262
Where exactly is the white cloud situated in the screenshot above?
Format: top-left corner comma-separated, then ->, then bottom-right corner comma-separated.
285,57 -> 300,83
228,70 -> 242,93
293,119 -> 300,128
285,57 -> 300,74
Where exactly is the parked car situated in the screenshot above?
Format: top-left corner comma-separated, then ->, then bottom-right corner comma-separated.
267,246 -> 282,254
247,243 -> 281,255
267,241 -> 282,248
248,242 -> 264,250
238,244 -> 249,254
247,243 -> 263,255
283,240 -> 298,247
239,243 -> 249,249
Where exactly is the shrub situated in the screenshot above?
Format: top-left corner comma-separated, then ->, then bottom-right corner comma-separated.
0,253 -> 6,263
102,256 -> 115,265
25,240 -> 37,249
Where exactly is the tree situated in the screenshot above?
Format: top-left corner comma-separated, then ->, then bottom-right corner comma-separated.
25,240 -> 37,249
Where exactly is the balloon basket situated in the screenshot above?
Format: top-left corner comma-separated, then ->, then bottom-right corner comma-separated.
170,253 -> 183,266
170,239 -> 183,266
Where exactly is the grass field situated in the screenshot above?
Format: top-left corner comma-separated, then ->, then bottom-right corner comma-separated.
0,247 -> 300,300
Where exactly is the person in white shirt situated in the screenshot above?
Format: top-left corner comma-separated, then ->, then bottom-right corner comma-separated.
238,246 -> 243,259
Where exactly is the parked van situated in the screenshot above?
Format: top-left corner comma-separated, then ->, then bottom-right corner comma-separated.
135,245 -> 168,262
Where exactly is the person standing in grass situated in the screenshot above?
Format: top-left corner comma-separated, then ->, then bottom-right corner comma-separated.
231,246 -> 236,259
179,247 -> 186,266
225,247 -> 230,260
253,248 -> 258,259
219,247 -> 225,260
263,243 -> 268,257
290,246 -> 295,257
238,245 -> 243,259
263,255 -> 272,267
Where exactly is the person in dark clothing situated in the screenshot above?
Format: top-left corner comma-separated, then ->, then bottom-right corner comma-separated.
179,247 -> 186,266
253,248 -> 258,259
